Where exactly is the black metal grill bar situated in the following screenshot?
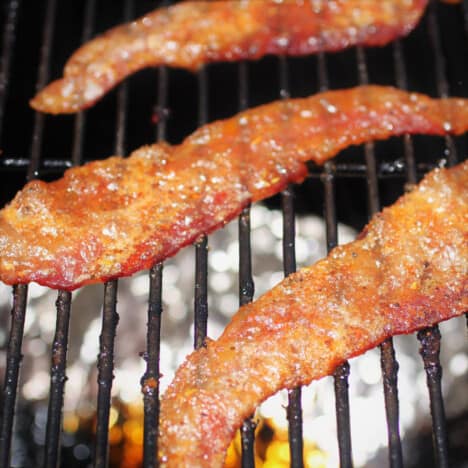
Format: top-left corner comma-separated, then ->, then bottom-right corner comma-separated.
93,0 -> 134,457
0,284 -> 28,468
142,64 -> 168,468
321,161 -> 337,251
417,326 -> 449,468
193,223 -> 209,348
277,55 -> 304,468
4,1 -> 58,466
286,386 -> 303,468
380,340 -> 402,468
27,0 -> 57,181
0,158 -> 438,179
428,3 -> 451,100
94,280 -> 119,468
71,0 -> 96,166
43,2 -> 98,464
114,84 -> 129,151
392,40 -> 417,186
237,61 -> 254,309
0,9 -> 24,464
193,66 -> 209,350
383,34 -> 422,468
43,290 -> 72,468
240,419 -> 255,468
156,66 -> 169,142
1,158 -> 73,169
114,0 -> 132,156
418,4 -> 453,465
238,61 -> 256,468
283,184 -> 304,468
317,49 -> 354,468
427,1 -> 457,166
114,0 -> 133,155
96,0 -> 140,460
358,43 -> 405,468
333,362 -> 352,467
143,263 -> 163,468
0,157 -> 443,179
0,0 -> 21,144
355,47 -> 379,215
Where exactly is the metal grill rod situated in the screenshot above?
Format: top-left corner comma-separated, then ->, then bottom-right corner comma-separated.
237,60 -> 257,468
27,0 -> 57,181
43,291 -> 72,468
388,34 -> 420,468
316,49 -> 354,468
416,3 -> 453,466
94,280 -> 119,468
417,327 -> 449,468
43,3 -> 97,465
0,157 -> 443,179
0,5 -> 23,464
0,0 -> 21,143
193,66 -> 209,350
393,40 -> 417,187
356,44 -> 405,468
93,2 -> 135,462
142,64 -> 168,468
142,262 -> 164,468
1,0 -> 58,465
71,0 -> 96,167
277,55 -> 304,468
427,1 -> 457,165
0,284 -> 28,468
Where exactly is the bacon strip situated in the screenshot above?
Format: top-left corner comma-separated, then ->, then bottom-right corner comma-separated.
2,86 -> 468,290
30,0 -> 428,114
158,162 -> 468,468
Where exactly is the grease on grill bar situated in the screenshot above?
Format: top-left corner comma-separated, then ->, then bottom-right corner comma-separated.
0,1 -> 467,468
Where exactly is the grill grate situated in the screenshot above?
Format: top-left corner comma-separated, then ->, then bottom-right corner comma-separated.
0,1 -> 467,467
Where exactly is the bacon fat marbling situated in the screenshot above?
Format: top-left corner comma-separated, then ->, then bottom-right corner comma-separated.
159,162 -> 468,467
2,86 -> 468,290
30,0 -> 428,114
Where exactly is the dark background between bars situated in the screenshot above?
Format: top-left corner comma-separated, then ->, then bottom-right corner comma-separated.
0,0 -> 467,467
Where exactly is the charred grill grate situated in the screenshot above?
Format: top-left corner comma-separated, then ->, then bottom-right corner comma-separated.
0,1 -> 467,467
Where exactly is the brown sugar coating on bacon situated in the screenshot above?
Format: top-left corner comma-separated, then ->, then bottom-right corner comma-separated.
30,0 -> 428,114
2,86 -> 468,290
158,162 -> 468,468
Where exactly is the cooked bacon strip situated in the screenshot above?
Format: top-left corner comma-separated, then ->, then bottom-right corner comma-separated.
159,162 -> 468,467
2,86 -> 468,290
30,0 -> 429,114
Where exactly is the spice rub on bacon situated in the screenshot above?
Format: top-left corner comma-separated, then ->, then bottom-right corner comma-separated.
159,162 -> 468,468
2,86 -> 468,290
30,0 -> 429,114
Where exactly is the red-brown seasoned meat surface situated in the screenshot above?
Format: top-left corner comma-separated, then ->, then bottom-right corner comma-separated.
159,162 -> 468,467
30,0 -> 428,113
2,86 -> 468,290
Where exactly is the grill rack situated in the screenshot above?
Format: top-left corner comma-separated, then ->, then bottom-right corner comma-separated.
0,1 -> 467,467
